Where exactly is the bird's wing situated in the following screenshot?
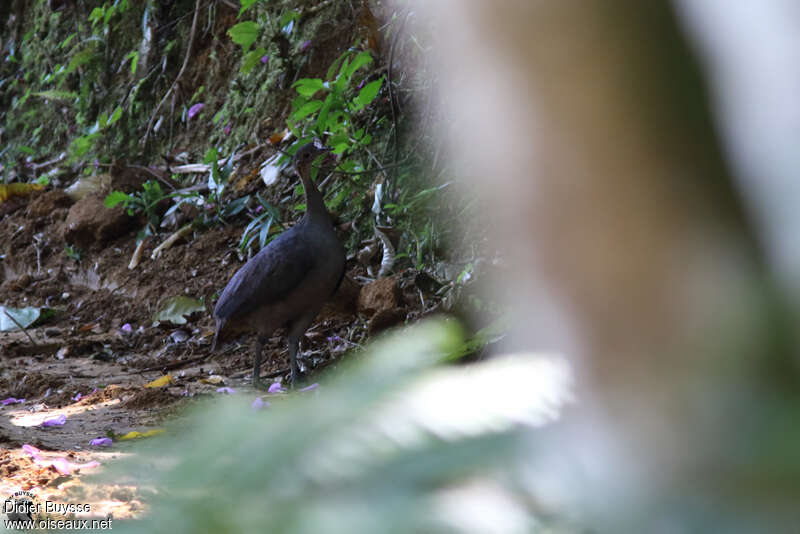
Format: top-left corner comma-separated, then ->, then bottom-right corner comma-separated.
213,229 -> 315,320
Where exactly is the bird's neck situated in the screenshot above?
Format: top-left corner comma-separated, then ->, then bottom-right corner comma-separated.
299,171 -> 330,224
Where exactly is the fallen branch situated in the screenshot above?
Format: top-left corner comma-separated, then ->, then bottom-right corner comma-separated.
151,223 -> 193,259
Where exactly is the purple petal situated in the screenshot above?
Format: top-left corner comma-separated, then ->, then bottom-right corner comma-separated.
89,437 -> 112,447
72,393 -> 82,402
22,444 -> 41,459
121,323 -> 133,333
357,79 -> 366,90
300,40 -> 312,52
224,123 -> 232,135
250,397 -> 270,411
216,387 -> 236,395
267,382 -> 285,394
260,55 -> 269,64
187,103 -> 205,120
298,383 -> 319,392
41,414 -> 67,427
1,397 -> 25,405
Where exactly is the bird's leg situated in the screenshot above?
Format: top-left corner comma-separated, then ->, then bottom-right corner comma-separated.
252,335 -> 267,390
288,333 -> 301,388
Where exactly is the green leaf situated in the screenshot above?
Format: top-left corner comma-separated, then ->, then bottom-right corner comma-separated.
104,191 -> 131,208
352,78 -> 383,111
293,78 -> 325,98
154,296 -> 205,325
326,50 -> 352,80
316,93 -> 334,132
61,32 -> 77,49
204,148 -> 219,165
66,47 -> 95,74
292,100 -> 323,120
345,51 -> 373,80
227,21 -> 260,52
240,47 -> 267,75
239,0 -> 258,16
17,145 -> 35,156
108,106 -> 123,126
32,90 -> 77,102
126,50 -> 139,74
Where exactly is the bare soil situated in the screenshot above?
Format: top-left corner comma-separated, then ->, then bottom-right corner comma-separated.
0,188 -> 428,520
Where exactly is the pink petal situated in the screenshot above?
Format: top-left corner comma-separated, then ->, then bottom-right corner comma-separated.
22,444 -> 41,459
51,457 -> 71,475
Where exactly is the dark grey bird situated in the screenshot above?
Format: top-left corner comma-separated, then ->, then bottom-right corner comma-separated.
212,142 -> 346,388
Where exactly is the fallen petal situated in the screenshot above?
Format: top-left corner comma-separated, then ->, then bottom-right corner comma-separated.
51,457 -> 71,475
187,102 -> 205,120
72,393 -> 82,402
260,55 -> 269,64
121,323 -> 133,333
301,40 -> 312,51
22,443 -> 41,459
298,383 -> 319,392
89,437 -> 112,447
216,387 -> 236,395
41,414 -> 67,427
267,382 -> 285,394
251,397 -> 269,410
1,397 -> 25,405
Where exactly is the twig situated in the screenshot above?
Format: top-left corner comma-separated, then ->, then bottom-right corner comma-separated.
128,237 -> 148,270
151,223 -> 193,259
4,311 -> 38,347
141,0 -> 202,147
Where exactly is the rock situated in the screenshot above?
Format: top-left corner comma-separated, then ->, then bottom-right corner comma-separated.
368,307 -> 406,335
357,276 -> 402,316
63,193 -> 134,248
26,190 -> 73,218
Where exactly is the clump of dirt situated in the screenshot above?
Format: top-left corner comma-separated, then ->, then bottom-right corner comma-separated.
123,388 -> 181,411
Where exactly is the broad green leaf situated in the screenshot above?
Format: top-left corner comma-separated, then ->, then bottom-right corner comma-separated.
239,0 -> 258,16
345,51 -> 373,80
108,106 -> 123,126
293,78 -> 325,97
227,21 -> 260,52
104,191 -> 131,208
240,47 -> 267,74
352,78 -> 383,111
17,145 -> 35,156
293,100 -> 323,120
154,296 -> 205,325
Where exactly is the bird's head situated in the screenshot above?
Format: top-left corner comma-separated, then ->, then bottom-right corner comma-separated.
292,142 -> 331,178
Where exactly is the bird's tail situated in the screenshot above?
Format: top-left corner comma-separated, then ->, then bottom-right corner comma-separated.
211,319 -> 226,351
